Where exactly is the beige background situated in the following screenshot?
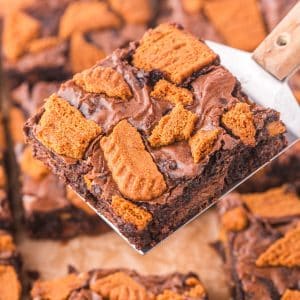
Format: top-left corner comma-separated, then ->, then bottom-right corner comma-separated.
17,208 -> 230,300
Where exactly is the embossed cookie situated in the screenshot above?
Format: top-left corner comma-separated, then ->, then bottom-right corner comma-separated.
133,23 -> 217,83
242,186 -> 300,219
204,0 -> 266,51
100,120 -> 166,201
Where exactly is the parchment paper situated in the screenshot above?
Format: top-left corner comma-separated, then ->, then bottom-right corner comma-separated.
17,208 -> 230,300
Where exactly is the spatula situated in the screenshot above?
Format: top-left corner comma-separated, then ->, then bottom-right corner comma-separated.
143,3 -> 300,253
207,2 -> 300,146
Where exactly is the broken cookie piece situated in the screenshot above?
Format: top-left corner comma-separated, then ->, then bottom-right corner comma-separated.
149,104 -> 197,147
36,94 -> 101,159
73,66 -> 132,99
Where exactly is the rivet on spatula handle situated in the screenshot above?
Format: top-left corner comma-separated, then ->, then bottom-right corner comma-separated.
253,1 -> 300,81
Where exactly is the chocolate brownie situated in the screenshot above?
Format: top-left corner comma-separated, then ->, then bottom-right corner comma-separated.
0,115 -> 13,231
2,0 -> 156,87
9,81 -> 109,239
239,141 -> 300,193
216,185 -> 300,299
24,23 -> 287,251
0,230 -> 22,300
31,268 -> 208,299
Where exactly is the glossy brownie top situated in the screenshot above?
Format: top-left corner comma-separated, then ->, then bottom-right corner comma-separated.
25,23 -> 287,230
218,185 -> 300,299
31,268 -> 207,300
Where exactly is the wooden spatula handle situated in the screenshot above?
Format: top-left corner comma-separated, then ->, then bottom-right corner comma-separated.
253,1 -> 300,80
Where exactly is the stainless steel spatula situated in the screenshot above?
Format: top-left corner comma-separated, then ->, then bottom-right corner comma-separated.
207,2 -> 300,144
138,2 -> 300,254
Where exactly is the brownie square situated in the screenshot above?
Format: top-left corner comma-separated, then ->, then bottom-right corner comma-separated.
0,229 -> 22,300
239,141 -> 300,193
216,185 -> 300,299
31,268 -> 208,299
0,115 -> 14,231
9,81 -> 109,239
24,23 -> 287,251
1,0 -> 156,87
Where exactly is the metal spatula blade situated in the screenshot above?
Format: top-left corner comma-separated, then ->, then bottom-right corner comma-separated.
206,40 -> 300,143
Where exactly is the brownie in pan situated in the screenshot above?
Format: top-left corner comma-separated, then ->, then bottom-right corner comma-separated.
8,80 -> 110,239
25,23 -> 288,251
0,230 -> 22,300
1,0 -> 156,87
31,268 -> 208,299
0,114 -> 14,231
239,141 -> 300,193
216,184 -> 300,299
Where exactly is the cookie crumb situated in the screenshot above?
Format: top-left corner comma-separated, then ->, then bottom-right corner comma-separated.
221,207 -> 248,232
267,121 -> 286,137
189,128 -> 220,163
151,79 -> 193,106
222,102 -> 256,146
149,104 -> 197,147
111,195 -> 152,230
74,66 -> 132,100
